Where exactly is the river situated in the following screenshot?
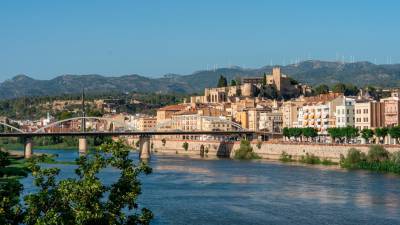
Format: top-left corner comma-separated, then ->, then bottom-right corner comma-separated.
20,149 -> 400,225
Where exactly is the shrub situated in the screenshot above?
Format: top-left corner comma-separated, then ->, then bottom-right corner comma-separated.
321,158 -> 337,165
390,151 -> 400,165
367,145 -> 389,163
279,151 -> 293,162
340,148 -> 366,168
182,142 -> 189,151
161,138 -> 166,146
200,144 -> 205,156
299,153 -> 321,164
234,140 -> 261,160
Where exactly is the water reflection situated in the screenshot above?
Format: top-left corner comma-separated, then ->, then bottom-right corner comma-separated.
20,149 -> 400,225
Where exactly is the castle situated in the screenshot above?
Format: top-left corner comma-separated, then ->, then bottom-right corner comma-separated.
190,67 -> 311,104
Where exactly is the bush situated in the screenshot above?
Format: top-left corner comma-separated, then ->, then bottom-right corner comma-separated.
321,158 -> 337,165
390,151 -> 400,165
299,153 -> 321,164
200,144 -> 205,157
234,140 -> 261,160
367,145 -> 389,163
182,142 -> 189,151
340,148 -> 366,168
279,151 -> 293,162
161,138 -> 166,146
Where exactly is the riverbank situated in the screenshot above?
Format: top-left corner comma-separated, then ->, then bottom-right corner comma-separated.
146,138 -> 400,162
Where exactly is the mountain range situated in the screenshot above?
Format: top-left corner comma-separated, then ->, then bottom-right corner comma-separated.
2,60 -> 400,99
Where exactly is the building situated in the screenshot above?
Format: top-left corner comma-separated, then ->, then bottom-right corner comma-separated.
136,117 -> 157,131
381,90 -> 400,127
354,100 -> 385,130
296,94 -> 345,133
335,97 -> 356,127
259,111 -> 283,132
282,100 -> 304,128
156,104 -> 187,123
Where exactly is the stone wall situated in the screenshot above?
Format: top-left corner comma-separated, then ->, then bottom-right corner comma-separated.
128,137 -> 400,162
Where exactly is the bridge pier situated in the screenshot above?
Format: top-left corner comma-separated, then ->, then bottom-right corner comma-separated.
24,138 -> 33,159
78,137 -> 88,155
139,135 -> 151,161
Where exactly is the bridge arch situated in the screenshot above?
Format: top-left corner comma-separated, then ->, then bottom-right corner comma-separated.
0,122 -> 25,133
34,116 -> 137,133
152,115 -> 246,132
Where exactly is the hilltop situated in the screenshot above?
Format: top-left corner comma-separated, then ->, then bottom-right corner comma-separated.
1,60 -> 400,99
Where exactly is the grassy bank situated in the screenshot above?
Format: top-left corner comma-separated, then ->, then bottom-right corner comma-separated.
279,151 -> 338,166
340,145 -> 400,174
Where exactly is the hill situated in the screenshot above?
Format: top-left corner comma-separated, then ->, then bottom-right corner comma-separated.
1,60 -> 400,99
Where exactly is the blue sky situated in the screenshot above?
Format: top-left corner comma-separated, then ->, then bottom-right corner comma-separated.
0,0 -> 399,81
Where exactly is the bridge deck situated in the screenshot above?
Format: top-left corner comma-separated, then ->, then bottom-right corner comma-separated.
0,131 -> 277,137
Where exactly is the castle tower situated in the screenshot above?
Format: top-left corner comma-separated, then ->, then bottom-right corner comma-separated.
272,67 -> 282,91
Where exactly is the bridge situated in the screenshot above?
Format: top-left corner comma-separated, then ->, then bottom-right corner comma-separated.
0,115 -> 277,160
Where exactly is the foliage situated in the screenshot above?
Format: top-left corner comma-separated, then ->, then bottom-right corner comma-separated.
302,127 -> 318,139
331,83 -> 346,93
0,179 -> 24,224
217,75 -> 228,88
367,145 -> 389,163
299,153 -> 321,164
361,128 -> 374,143
340,146 -> 400,174
388,126 -> 400,142
282,127 -> 290,138
230,79 -> 236,86
200,144 -> 205,157
234,140 -> 260,160
340,148 -> 366,169
313,84 -> 329,95
182,142 -> 189,151
161,138 -> 166,146
21,140 -> 153,224
279,151 -> 293,162
0,150 -> 11,168
327,126 -> 358,143
375,127 -> 388,143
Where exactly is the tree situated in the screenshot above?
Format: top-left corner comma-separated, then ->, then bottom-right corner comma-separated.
22,140 -> 153,224
344,84 -> 359,96
332,83 -> 346,93
389,126 -> 400,143
314,84 -> 329,95
230,79 -> 236,86
375,127 -> 388,144
302,127 -> 318,141
327,127 -> 345,143
282,127 -> 290,140
361,128 -> 374,143
217,75 -> 227,88
234,140 -> 260,160
344,126 -> 359,143
262,73 -> 267,86
289,128 -> 303,141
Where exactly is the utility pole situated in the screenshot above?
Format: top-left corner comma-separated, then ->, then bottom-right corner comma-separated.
81,88 -> 86,132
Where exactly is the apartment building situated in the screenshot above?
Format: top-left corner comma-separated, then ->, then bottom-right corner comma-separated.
380,90 -> 400,127
354,100 -> 385,130
335,97 -> 356,127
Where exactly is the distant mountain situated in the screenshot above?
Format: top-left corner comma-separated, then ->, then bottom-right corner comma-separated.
2,60 -> 400,99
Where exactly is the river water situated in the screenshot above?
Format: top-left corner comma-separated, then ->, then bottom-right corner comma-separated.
20,149 -> 400,225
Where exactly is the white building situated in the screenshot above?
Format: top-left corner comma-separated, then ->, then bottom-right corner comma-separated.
335,97 -> 356,127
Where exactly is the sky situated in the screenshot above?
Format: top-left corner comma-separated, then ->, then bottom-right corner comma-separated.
1,0 -> 400,81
